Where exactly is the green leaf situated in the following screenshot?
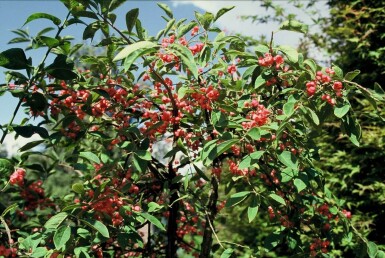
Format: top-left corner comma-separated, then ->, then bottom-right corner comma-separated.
221,248 -> 234,258
113,41 -> 158,62
76,228 -> 90,240
82,22 -> 100,40
193,164 -> 209,181
216,139 -> 239,157
31,247 -> 48,258
304,59 -> 317,75
329,206 -> 338,215
250,151 -> 265,160
44,212 -> 68,229
61,204 -> 81,212
373,82 -> 385,100
35,36 -> 60,48
0,48 -> 29,70
74,247 -> 91,258
126,8 -> 139,34
201,140 -> 217,166
81,219 -> 110,238
177,138 -> 188,155
304,106 -> 319,125
0,158 -> 13,177
280,168 -> 297,183
264,231 -> 283,251
8,37 -> 30,44
72,10 -> 98,20
72,183 -> 85,194
214,6 -> 235,21
79,152 -> 100,164
376,251 -> 385,258
5,71 -> 28,83
254,45 -> 270,54
177,21 -> 198,38
287,236 -> 298,250
140,213 -> 166,231
169,43 -> 198,79
278,45 -> 298,63
24,13 -> 61,26
242,64 -> 258,80
248,195 -> 260,223
108,0 -> 126,12
123,48 -> 156,71
247,127 -> 261,140
157,3 -> 173,18
135,19 -> 144,40
279,19 -> 308,34
283,102 -> 295,117
27,92 -> 47,112
278,151 -> 298,169
135,150 -> 152,161
367,241 -> 378,258
334,104 -> 350,118
46,54 -> 77,80
254,74 -> 266,89
177,85 -> 188,99
238,155 -> 252,170
148,202 -> 163,213
54,226 -> 71,251
341,114 -> 361,146
164,18 -> 176,36
269,193 -> 286,206
225,191 -> 250,207
294,178 -> 306,193
332,64 -> 343,80
195,11 -> 214,30
344,70 -> 360,81
238,151 -> 264,170
132,154 -> 148,173
19,140 -> 45,153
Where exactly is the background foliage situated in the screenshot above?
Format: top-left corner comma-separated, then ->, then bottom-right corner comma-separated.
232,0 -> 385,257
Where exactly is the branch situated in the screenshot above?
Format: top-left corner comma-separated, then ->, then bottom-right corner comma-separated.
200,109 -> 221,258
0,216 -> 13,247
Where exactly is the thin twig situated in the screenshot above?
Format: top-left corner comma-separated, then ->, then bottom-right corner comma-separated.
220,241 -> 251,249
204,210 -> 223,248
269,31 -> 274,54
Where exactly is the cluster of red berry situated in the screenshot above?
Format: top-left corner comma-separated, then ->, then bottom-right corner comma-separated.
306,68 -> 344,106
242,100 -> 270,129
309,238 -> 330,257
0,245 -> 17,258
9,168 -> 26,186
259,53 -> 284,69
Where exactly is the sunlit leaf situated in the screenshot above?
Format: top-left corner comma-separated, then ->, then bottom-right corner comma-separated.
113,41 -> 158,62
79,152 -> 100,164
24,13 -> 61,26
269,193 -> 286,206
225,191 -> 250,207
248,195 -> 260,223
44,212 -> 68,229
